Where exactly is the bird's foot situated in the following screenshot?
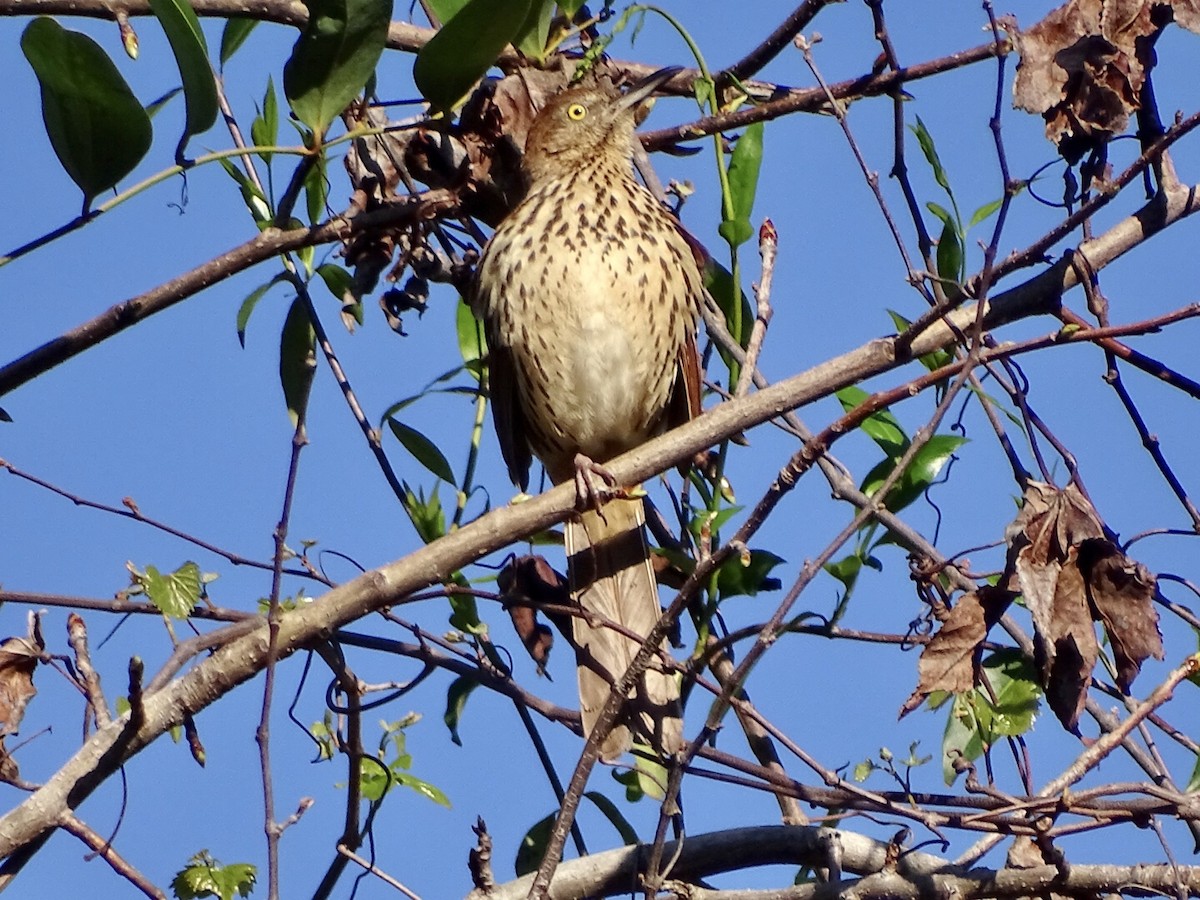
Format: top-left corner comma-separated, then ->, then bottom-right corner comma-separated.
572,453 -> 628,517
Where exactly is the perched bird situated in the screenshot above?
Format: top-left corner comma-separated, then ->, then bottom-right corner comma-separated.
472,67 -> 702,760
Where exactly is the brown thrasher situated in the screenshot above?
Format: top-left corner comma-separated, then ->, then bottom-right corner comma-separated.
472,68 -> 702,761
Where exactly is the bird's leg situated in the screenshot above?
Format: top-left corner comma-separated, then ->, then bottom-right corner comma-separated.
572,453 -> 630,518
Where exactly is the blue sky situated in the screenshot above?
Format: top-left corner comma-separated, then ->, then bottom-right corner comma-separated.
2,1 -> 1199,896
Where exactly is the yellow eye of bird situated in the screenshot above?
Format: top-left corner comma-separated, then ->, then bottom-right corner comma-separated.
566,103 -> 587,121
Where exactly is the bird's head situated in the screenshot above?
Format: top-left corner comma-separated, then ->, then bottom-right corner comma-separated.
521,67 -> 680,183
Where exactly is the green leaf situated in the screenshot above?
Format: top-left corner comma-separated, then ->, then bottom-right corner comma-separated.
863,434 -> 967,513
719,121 -> 764,249
147,0 -> 218,159
145,86 -> 183,119
283,0 -> 393,137
457,296 -> 486,377
514,0 -> 554,60
250,77 -> 278,159
388,418 -> 456,484
703,260 -> 753,366
968,197 -> 1003,230
911,115 -> 952,197
172,851 -> 257,900
925,200 -> 953,228
236,276 -> 285,346
612,752 -> 668,800
853,759 -> 875,782
886,310 -> 954,374
393,771 -> 451,807
936,217 -> 963,284
219,17 -> 258,67
836,386 -> 908,458
424,0 -> 470,21
21,18 -> 152,206
582,792 -> 638,845
557,0 -> 586,15
218,157 -> 272,224
279,298 -> 316,427
413,0 -> 533,112
941,649 -> 1039,784
443,676 -> 479,746
130,561 -> 201,618
304,153 -> 328,225
448,591 -> 486,636
824,553 -> 863,592
402,482 -> 447,545
716,549 -> 784,600
514,811 -> 554,877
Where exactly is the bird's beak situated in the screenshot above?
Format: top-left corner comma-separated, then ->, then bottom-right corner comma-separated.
616,66 -> 684,112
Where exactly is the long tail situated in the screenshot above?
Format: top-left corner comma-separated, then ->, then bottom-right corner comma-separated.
565,496 -> 683,761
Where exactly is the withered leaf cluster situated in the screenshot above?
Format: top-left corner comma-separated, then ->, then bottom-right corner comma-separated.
0,618 -> 44,784
903,482 -> 1163,733
1012,0 -> 1200,162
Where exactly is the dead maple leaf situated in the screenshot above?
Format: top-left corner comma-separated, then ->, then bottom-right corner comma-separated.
899,586 -> 1014,718
1011,0 -> 1200,162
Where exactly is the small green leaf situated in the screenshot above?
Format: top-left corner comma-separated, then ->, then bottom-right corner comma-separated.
219,17 -> 258,67
443,675 -> 479,746
218,157 -> 272,224
582,792 -> 638,845
250,77 -> 278,159
283,0 -> 393,137
863,434 -> 967,513
448,591 -> 486,635
413,0 -> 533,111
936,217 -> 963,284
968,197 -> 1003,230
824,552 -> 863,592
925,200 -> 953,228
557,0 -> 586,16
22,18 -> 152,206
402,482 -> 447,544
717,549 -> 784,600
911,115 -> 952,196
886,310 -> 954,374
456,296 -> 486,377
612,752 -> 668,800
941,650 -> 1039,784
172,851 -> 257,900
130,561 -> 201,618
236,276 -> 285,346
388,418 -> 456,484
836,386 -> 908,458
303,154 -> 328,225
514,811 -> 555,877
703,260 -> 752,364
279,298 -> 316,427
393,771 -> 451,807
145,86 -> 183,119
719,121 -> 764,249
853,759 -> 875,782
147,0 -> 218,159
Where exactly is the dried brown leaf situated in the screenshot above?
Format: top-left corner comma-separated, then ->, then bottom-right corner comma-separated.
0,617 -> 45,785
900,587 -> 1014,718
1037,545 -> 1100,732
497,554 -> 569,675
1078,537 -> 1163,690
1011,0 -> 1183,162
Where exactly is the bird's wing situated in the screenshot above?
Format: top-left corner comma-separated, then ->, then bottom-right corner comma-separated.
486,342 -> 534,491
